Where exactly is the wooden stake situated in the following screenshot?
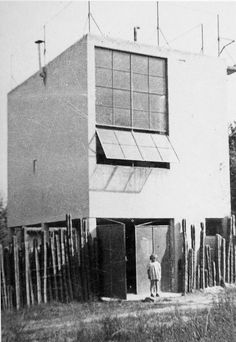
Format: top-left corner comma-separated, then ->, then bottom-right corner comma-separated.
51,232 -> 58,301
64,232 -> 73,300
221,237 -> 226,283
200,223 -> 205,289
34,240 -> 41,304
28,256 -> 34,306
0,245 -> 7,310
182,219 -> 188,294
42,230 -> 47,303
215,234 -> 221,285
24,240 -> 30,307
56,233 -> 63,301
212,261 -> 216,286
60,229 -> 68,302
13,236 -> 20,309
191,225 -> 196,289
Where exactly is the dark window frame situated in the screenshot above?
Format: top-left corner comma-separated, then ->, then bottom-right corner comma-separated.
95,47 -> 169,135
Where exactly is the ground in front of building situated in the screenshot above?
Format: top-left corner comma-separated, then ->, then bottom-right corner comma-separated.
2,285 -> 236,342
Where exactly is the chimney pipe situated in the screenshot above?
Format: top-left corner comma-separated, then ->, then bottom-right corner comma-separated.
35,40 -> 46,84
134,26 -> 140,42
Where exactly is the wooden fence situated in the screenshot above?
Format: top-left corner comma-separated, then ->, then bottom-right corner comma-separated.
0,215 -> 99,311
1,215 -> 236,310
181,217 -> 236,293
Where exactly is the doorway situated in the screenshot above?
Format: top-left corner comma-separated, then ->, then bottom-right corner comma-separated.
97,219 -> 173,299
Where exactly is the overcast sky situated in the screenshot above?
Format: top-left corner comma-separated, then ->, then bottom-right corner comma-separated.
1,0 -> 236,201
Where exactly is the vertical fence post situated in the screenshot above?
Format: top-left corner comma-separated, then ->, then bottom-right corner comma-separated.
182,219 -> 188,294
221,237 -> 226,284
51,232 -> 58,301
24,238 -> 30,307
13,236 -> 20,310
188,248 -> 193,292
191,225 -> 196,290
199,223 -> 205,289
212,261 -> 216,286
0,244 -> 7,310
42,229 -> 47,303
34,239 -> 41,304
215,234 -> 221,285
60,229 -> 68,302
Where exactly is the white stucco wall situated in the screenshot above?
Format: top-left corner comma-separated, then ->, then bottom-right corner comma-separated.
88,35 -> 231,225
8,37 -> 89,227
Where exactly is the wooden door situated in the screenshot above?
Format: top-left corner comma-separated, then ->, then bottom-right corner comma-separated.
97,224 -> 127,299
135,225 -> 171,294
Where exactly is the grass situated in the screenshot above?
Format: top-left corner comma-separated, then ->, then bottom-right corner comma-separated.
2,288 -> 236,342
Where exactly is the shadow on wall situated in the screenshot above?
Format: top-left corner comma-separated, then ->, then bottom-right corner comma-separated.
90,164 -> 152,193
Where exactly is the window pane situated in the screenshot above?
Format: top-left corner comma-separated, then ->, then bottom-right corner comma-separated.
150,112 -> 167,132
96,106 -> 112,125
131,55 -> 148,74
113,51 -> 130,71
133,132 -> 155,147
114,89 -> 130,109
95,48 -> 112,68
133,73 -> 148,92
121,145 -> 143,160
149,76 -> 166,94
114,108 -> 131,127
96,68 -> 112,87
133,92 -> 148,111
103,143 -> 124,159
149,57 -> 166,77
97,128 -> 117,144
115,130 -> 136,145
158,147 -> 178,163
133,110 -> 149,129
151,133 -> 171,148
139,146 -> 162,162
96,87 -> 112,107
150,94 -> 166,112
113,70 -> 130,90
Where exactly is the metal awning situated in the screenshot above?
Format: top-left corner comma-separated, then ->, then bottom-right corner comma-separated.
96,128 -> 179,163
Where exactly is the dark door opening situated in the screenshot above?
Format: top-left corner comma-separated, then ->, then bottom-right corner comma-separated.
97,218 -> 173,298
125,222 -> 136,293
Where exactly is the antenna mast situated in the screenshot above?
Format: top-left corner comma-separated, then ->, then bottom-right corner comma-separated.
201,24 -> 204,54
88,1 -> 91,33
43,25 -> 46,65
217,14 -> 220,56
157,2 -> 160,46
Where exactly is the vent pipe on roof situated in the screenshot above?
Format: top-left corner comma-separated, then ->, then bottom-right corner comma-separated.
134,26 -> 140,42
35,40 -> 47,85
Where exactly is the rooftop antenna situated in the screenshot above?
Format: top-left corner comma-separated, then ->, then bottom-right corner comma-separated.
157,2 -> 160,46
35,39 -> 47,84
43,25 -> 46,65
217,14 -> 220,56
201,24 -> 204,54
134,26 -> 140,42
88,1 -> 91,33
216,14 -> 234,57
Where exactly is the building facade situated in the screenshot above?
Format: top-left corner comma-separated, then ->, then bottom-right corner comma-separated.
8,34 -> 231,297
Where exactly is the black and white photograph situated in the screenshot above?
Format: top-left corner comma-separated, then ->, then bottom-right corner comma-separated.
0,1 -> 236,341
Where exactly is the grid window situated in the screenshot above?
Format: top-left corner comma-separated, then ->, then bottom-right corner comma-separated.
113,51 -> 130,71
96,68 -> 112,87
96,87 -> 112,107
113,70 -> 130,90
95,48 -> 168,133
